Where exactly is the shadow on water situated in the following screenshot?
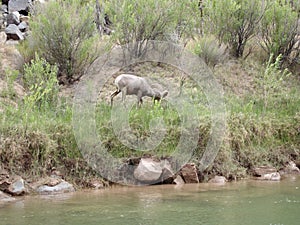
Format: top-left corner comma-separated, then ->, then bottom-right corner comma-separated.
0,175 -> 299,225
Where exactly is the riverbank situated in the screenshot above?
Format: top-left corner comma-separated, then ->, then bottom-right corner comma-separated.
1,43 -> 300,196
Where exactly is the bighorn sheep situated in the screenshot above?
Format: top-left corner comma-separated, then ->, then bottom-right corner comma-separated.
110,74 -> 168,107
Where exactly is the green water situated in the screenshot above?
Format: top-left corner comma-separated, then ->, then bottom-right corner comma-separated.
1,175 -> 299,225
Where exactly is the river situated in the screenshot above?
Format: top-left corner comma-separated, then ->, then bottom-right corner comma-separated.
1,175 -> 299,225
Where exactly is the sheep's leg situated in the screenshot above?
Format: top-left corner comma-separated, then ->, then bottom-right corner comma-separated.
121,88 -> 127,106
137,91 -> 143,108
110,89 -> 121,107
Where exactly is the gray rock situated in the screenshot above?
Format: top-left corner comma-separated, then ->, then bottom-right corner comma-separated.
173,175 -> 185,185
5,24 -> 24,40
36,181 -> 75,194
282,161 -> 300,174
7,176 -> 27,196
6,11 -> 20,25
8,0 -> 32,13
1,4 -> 8,13
208,175 -> 227,184
180,163 -> 199,183
159,159 -> 174,183
255,172 -> 281,181
18,21 -> 27,32
134,158 -> 163,183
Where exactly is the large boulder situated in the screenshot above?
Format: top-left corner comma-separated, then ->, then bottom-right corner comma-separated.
134,158 -> 163,183
6,12 -> 20,25
7,176 -> 27,196
180,163 -> 199,183
8,0 -> 32,13
5,24 -> 24,40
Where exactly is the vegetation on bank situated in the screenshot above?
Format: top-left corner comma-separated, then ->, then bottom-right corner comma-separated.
0,0 -> 300,185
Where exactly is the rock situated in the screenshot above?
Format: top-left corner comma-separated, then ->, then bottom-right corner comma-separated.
0,190 -> 15,202
253,166 -> 281,181
8,0 -> 32,13
133,158 -> 163,183
0,31 -> 7,44
159,159 -> 174,184
6,11 -> 20,25
208,175 -> 227,184
180,163 -> 199,183
7,176 -> 27,196
173,175 -> 185,185
256,172 -> 281,181
89,179 -> 105,189
253,166 -> 277,176
5,24 -> 24,40
18,21 -> 27,32
282,161 -> 300,174
36,180 -> 75,194
1,4 -> 8,13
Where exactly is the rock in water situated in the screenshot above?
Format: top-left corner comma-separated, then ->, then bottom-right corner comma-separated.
7,176 -> 27,196
36,181 -> 75,194
180,163 -> 199,183
134,158 -> 163,183
0,190 -> 16,202
173,175 -> 185,185
253,166 -> 281,181
208,175 -> 227,184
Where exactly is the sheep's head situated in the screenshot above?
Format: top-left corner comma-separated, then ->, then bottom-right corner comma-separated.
154,90 -> 168,101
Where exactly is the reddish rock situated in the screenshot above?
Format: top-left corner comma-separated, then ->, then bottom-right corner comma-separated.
180,163 -> 199,183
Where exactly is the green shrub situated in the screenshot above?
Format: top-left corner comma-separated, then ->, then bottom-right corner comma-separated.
193,36 -> 227,67
256,54 -> 291,114
205,0 -> 265,58
28,0 -> 101,84
105,0 -> 199,56
260,0 -> 300,67
23,54 -> 59,109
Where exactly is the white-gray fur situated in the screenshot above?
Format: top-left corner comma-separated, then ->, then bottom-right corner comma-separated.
110,74 -> 168,107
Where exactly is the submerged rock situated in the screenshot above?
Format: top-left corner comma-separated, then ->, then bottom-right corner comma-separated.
0,190 -> 15,202
208,175 -> 227,184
